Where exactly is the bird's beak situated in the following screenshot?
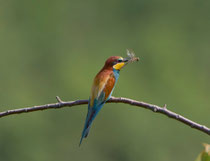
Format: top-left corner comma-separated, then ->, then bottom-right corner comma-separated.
113,58 -> 129,70
118,58 -> 129,69
122,58 -> 129,63
123,56 -> 139,64
113,56 -> 138,70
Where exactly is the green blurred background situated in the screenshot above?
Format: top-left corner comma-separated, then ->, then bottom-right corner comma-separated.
0,0 -> 209,160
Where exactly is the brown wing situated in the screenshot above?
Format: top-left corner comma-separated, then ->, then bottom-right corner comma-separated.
103,73 -> 115,101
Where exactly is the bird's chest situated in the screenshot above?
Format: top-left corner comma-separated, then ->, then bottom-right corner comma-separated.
113,69 -> 120,81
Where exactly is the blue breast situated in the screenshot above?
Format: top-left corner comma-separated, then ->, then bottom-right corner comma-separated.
113,68 -> 120,81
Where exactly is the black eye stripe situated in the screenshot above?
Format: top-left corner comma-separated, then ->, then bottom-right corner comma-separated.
118,59 -> 123,62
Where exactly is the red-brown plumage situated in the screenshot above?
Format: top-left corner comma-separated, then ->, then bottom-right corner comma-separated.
90,56 -> 121,107
102,56 -> 122,70
103,72 -> 115,100
90,68 -> 115,106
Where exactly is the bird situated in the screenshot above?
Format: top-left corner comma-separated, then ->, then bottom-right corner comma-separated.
79,55 -> 133,146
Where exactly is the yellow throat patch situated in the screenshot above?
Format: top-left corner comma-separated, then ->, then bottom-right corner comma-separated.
113,62 -> 125,70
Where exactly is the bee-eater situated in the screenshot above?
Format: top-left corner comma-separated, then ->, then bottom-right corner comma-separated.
79,55 -> 136,146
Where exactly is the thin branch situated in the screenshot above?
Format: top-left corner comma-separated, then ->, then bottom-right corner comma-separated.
0,96 -> 209,136
56,96 -> 64,103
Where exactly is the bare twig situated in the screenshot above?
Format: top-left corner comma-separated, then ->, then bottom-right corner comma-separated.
0,96 -> 209,136
56,96 -> 63,103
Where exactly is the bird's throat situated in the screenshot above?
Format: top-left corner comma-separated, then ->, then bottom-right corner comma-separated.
113,62 -> 125,70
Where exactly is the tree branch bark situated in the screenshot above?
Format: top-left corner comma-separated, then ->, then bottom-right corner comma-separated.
0,96 -> 209,135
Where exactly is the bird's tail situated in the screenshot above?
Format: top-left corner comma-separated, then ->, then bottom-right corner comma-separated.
79,125 -> 91,146
79,104 -> 104,146
79,109 -> 94,146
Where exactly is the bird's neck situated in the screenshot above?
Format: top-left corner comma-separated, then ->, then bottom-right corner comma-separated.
113,68 -> 120,81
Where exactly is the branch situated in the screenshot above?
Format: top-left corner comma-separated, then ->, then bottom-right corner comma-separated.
0,96 -> 209,136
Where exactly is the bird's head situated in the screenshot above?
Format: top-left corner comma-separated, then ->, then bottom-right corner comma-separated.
104,56 -> 129,71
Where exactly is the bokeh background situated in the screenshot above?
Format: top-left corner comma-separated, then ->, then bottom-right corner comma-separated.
0,0 -> 210,161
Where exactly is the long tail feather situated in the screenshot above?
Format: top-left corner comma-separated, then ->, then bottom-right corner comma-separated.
79,108 -> 94,146
79,103 -> 105,146
79,125 -> 90,146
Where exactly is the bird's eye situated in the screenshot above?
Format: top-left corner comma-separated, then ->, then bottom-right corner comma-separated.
118,59 -> 123,62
